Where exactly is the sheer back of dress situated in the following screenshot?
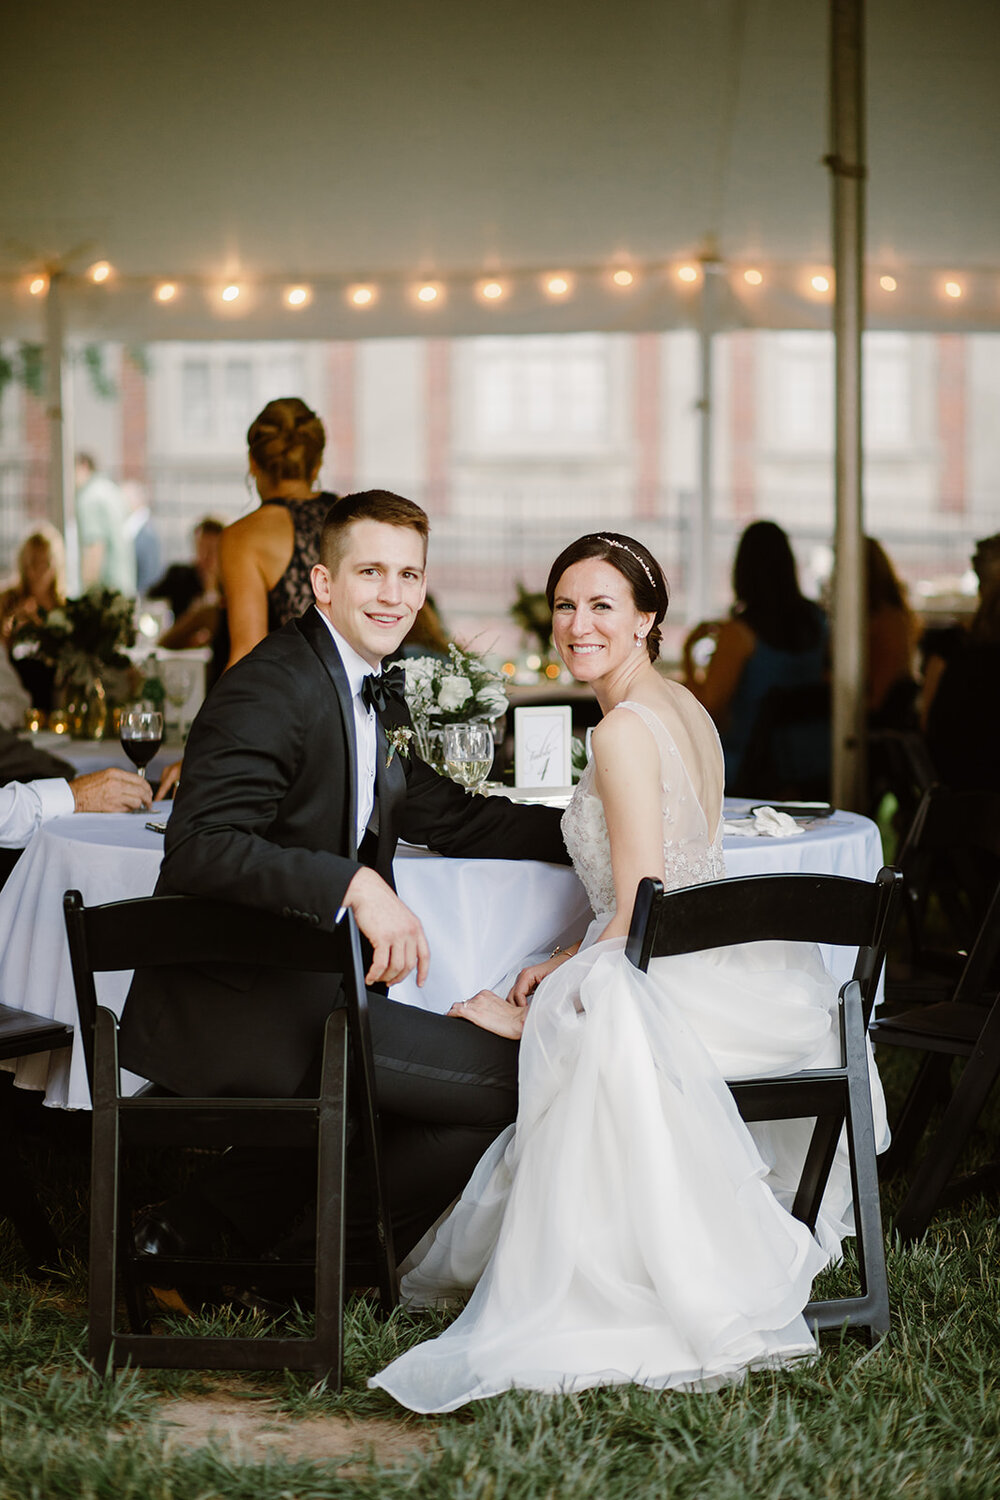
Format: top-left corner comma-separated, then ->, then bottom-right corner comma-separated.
561,688 -> 726,920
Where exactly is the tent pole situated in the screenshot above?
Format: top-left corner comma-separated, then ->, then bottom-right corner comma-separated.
828,0 -> 867,810
692,258 -> 717,626
44,272 -> 74,571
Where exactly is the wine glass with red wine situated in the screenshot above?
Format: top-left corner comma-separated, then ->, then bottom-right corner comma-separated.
119,706 -> 163,792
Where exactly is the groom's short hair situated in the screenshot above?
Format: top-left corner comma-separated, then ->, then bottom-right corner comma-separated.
320,490 -> 430,573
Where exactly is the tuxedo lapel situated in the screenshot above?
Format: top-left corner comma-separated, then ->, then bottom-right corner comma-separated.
373,720 -> 408,880
295,607 -> 360,859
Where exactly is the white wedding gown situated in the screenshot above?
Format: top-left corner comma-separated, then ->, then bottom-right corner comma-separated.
371,699 -> 889,1412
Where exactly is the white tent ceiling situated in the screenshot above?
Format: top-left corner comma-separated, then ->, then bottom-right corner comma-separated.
2,0 -> 998,340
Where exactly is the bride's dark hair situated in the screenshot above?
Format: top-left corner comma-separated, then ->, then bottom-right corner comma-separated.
545,533 -> 669,663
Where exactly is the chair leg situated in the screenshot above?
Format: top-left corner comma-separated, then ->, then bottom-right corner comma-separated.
314,1009 -> 348,1387
893,1000 -> 1000,1244
841,1023 -> 890,1342
88,1010 -> 122,1372
0,1078 -> 61,1269
878,1051 -> 952,1179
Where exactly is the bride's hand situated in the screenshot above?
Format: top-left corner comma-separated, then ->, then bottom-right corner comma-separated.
449,990 -> 526,1040
507,952 -> 570,1005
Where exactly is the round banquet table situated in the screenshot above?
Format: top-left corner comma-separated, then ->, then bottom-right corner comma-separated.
0,800 -> 883,1108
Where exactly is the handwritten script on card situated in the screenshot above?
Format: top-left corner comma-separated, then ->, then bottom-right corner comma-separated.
514,705 -> 572,788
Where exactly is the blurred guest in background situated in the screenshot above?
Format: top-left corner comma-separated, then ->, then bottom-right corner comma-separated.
921,531 -> 1000,727
924,575 -> 1000,790
865,536 -> 920,728
123,480 -> 163,595
0,524 -> 66,713
74,452 -> 136,594
683,520 -> 828,792
219,397 -> 336,670
150,517 -> 224,651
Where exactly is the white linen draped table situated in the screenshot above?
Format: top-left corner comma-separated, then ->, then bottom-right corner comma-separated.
0,801 -> 882,1108
25,729 -> 181,786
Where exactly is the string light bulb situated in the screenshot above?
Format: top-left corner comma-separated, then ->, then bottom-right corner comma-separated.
285,285 -> 311,308
944,280 -> 963,299
479,279 -> 505,301
611,268 -> 634,287
810,274 -> 831,293
879,275 -> 897,292
28,275 -> 48,296
415,282 -> 441,304
544,274 -> 571,297
348,284 -> 376,307
155,282 -> 177,303
743,268 -> 763,286
221,283 -> 240,302
88,261 -> 112,284
677,265 -> 699,284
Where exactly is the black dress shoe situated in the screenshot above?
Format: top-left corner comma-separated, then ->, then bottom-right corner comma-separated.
133,1198 -> 243,1317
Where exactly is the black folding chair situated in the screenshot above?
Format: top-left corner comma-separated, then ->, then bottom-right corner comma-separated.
63,889 -> 397,1382
0,1005 -> 74,1268
626,867 -> 902,1344
868,793 -> 1000,1241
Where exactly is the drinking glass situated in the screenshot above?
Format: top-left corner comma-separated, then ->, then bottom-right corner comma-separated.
160,659 -> 195,743
119,705 -> 163,793
443,722 -> 494,795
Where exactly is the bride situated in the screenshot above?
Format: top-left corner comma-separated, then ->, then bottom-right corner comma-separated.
371,532 -> 888,1412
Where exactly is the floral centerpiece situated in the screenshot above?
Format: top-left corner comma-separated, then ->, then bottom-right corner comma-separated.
403,643 -> 508,772
509,581 -> 553,658
14,587 -> 136,738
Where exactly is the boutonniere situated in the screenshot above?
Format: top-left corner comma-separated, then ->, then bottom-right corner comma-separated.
385,726 -> 414,766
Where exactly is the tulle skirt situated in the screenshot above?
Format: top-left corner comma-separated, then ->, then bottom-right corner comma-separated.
370,927 -> 889,1412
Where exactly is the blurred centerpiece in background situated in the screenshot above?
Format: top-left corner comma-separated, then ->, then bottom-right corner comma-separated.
13,587 -> 136,739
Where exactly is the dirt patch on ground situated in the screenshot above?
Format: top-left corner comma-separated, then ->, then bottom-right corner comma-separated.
157,1389 -> 433,1469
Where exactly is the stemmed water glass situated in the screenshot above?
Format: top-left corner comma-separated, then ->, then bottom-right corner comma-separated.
119,705 -> 163,802
160,659 -> 195,744
443,722 -> 494,796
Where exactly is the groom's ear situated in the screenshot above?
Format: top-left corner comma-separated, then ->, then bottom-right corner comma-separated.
311,562 -> 333,605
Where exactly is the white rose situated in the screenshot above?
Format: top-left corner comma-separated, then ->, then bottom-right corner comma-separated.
475,684 -> 508,717
437,674 -> 473,711
404,657 -> 435,689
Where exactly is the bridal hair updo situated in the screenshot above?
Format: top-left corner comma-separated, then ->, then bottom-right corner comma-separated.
545,532 -> 669,663
247,397 -> 326,485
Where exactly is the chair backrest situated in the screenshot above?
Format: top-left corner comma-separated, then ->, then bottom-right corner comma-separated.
63,892 -> 373,1101
626,867 -> 901,1025
894,786 -> 1000,969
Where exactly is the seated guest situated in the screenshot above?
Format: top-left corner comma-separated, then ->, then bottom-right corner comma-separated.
865,536 -> 919,727
925,576 -> 1000,790
0,736 -> 152,886
683,520 -> 828,793
0,525 -> 65,712
149,517 -> 224,650
921,531 -> 1000,727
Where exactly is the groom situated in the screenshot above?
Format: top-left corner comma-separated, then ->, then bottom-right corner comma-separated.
119,489 -> 568,1272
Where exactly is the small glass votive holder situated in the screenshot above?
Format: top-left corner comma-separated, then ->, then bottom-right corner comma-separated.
48,708 -> 69,734
23,707 -> 45,733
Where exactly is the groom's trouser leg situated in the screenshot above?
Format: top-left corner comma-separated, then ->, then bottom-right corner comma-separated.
195,993 -> 519,1258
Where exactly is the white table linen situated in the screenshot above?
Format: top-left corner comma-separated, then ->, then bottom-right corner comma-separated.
0,799 -> 882,1108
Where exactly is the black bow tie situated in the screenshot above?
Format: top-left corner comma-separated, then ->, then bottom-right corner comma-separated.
360,663 -> 407,716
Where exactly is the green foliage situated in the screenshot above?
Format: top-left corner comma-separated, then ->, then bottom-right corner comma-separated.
510,581 -> 553,653
13,588 -> 136,683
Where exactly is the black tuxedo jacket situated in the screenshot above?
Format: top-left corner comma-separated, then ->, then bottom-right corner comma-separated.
119,607 -> 568,1097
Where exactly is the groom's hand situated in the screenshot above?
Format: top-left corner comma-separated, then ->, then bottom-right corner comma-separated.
343,866 -> 430,988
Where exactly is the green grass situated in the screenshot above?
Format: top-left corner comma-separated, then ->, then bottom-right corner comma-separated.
2,1065 -> 999,1500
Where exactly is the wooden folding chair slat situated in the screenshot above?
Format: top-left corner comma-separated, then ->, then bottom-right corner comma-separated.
625,867 -> 902,1345
63,889 -> 397,1381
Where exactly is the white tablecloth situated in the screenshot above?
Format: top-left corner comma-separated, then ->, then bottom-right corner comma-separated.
26,729 -> 182,785
0,800 -> 883,1108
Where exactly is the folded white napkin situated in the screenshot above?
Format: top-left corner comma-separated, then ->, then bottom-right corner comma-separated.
722,805 -> 802,838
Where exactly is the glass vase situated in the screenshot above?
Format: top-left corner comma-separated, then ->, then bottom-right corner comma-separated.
63,673 -> 108,740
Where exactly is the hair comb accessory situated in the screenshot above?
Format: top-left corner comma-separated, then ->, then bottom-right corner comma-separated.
597,536 -> 656,589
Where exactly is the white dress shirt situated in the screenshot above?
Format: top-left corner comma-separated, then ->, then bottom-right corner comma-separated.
315,610 -> 379,848
0,777 -> 75,849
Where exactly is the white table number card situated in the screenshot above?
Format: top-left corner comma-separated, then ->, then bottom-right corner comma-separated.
514,705 -> 573,789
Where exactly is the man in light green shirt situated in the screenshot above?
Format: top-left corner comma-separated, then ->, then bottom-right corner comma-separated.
74,452 -> 137,595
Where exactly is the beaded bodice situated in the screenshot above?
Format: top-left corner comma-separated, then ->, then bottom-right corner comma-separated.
561,699 -> 726,920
